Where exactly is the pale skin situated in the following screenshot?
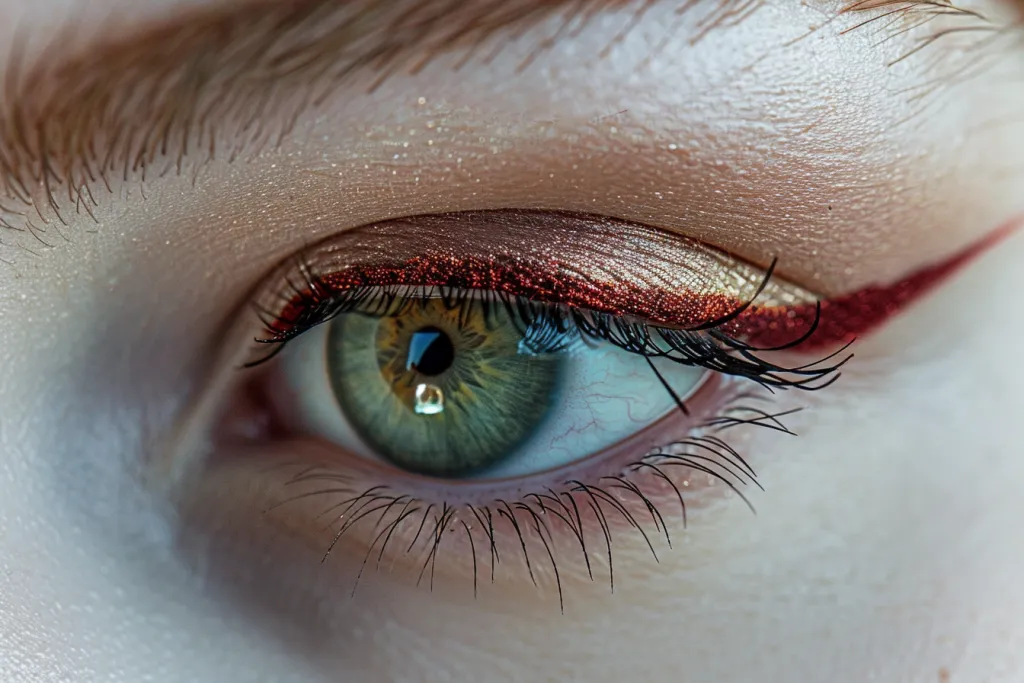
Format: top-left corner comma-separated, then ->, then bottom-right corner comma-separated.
1,1 -> 1024,682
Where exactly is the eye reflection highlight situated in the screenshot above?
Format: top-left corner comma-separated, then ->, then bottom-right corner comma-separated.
414,383 -> 445,415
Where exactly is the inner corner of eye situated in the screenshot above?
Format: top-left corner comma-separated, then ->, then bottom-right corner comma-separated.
230,281 -> 722,491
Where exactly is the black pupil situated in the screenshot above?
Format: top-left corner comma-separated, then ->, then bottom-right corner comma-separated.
407,326 -> 455,376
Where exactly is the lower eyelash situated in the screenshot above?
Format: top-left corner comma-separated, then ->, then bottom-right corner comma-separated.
252,382 -> 797,612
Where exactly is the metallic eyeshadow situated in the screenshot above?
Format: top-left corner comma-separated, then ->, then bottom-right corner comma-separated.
257,210 -> 1011,350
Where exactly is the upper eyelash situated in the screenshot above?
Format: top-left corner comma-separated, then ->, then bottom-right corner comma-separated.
246,255 -> 851,396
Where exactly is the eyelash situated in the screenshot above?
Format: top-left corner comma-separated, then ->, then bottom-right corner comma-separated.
236,253 -> 847,610
249,256 -> 849,392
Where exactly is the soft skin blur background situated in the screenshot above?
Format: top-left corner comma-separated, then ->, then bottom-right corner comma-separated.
1,0 -> 1024,681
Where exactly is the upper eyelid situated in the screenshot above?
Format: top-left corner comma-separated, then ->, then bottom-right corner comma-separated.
245,208 -> 1010,356
0,0 -> 1013,232
250,210 -> 816,321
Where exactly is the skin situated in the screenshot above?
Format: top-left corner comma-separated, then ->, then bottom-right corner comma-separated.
1,0 -> 1024,681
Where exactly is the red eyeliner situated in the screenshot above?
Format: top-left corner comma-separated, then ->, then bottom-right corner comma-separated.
263,211 -> 1017,352
730,220 -> 1017,349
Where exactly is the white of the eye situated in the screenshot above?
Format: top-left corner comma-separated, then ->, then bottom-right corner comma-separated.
278,320 -> 705,478
480,337 -> 704,478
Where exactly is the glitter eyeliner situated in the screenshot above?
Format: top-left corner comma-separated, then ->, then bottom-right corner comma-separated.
254,210 -> 1011,352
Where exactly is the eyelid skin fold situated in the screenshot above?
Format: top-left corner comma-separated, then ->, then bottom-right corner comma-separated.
254,210 -> 1010,351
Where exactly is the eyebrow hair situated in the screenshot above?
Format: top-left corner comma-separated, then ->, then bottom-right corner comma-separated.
0,0 -> 1009,233
0,0 -> 631,227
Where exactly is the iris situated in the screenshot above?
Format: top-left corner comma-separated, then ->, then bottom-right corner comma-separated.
327,299 -> 566,477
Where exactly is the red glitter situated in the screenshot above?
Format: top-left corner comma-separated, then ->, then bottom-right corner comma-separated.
265,213 -> 1017,353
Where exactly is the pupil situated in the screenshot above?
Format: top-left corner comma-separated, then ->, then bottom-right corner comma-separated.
406,326 -> 455,376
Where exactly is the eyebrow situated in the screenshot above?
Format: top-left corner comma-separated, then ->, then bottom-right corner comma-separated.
0,0 -> 1008,231
0,0 -> 627,227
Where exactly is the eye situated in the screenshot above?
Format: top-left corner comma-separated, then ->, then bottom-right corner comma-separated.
277,292 -> 708,479
194,208 -> 975,608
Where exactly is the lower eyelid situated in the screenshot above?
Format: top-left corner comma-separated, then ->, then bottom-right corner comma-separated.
195,372 -> 777,599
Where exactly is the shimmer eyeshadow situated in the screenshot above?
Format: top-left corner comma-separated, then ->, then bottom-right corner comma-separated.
257,210 -> 1006,350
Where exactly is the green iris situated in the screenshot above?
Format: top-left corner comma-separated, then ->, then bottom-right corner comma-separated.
326,299 -> 565,478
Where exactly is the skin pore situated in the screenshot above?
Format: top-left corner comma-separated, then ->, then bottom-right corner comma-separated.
1,0 -> 1024,681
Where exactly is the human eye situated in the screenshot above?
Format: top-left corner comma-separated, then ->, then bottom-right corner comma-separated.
169,205 -> 994,609
5,0 -> 1024,680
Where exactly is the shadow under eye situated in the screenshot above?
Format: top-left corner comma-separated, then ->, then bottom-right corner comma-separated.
172,492 -> 378,670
